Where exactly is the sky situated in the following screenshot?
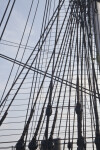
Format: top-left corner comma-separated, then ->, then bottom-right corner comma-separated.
0,0 -> 99,150
0,0 -> 49,149
0,0 -> 64,149
0,0 -> 45,96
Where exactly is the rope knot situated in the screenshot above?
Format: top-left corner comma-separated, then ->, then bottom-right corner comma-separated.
46,104 -> 52,117
75,103 -> 83,115
16,138 -> 25,150
28,137 -> 38,150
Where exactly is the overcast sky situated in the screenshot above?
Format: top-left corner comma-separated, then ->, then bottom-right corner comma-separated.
0,0 -> 45,97
0,0 -> 60,149
0,1 -> 99,149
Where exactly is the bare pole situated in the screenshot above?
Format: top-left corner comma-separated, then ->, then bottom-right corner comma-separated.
92,1 -> 100,68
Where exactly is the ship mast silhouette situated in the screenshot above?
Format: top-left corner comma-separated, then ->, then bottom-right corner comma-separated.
0,0 -> 100,149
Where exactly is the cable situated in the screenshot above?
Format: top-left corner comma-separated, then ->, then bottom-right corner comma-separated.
0,0 -> 11,26
0,0 -> 16,41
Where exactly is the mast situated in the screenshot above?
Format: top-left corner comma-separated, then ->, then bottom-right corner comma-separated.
93,1 -> 100,68
91,1 -> 100,149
